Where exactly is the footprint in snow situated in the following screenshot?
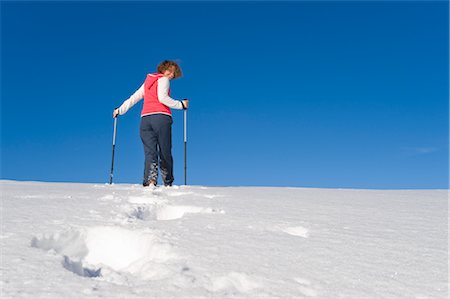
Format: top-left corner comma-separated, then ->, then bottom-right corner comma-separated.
128,205 -> 154,221
126,204 -> 225,221
31,226 -> 179,283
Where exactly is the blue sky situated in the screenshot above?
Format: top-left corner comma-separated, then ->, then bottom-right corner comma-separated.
1,1 -> 448,189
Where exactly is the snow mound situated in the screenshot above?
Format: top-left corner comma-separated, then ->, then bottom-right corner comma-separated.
31,226 -> 178,281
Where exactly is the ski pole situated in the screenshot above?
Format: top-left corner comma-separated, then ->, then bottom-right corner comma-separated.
184,108 -> 187,185
109,116 -> 118,184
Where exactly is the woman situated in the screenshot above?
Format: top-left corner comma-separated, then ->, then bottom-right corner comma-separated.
113,60 -> 189,187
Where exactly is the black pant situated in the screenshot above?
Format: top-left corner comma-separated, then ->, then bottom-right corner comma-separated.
140,114 -> 174,186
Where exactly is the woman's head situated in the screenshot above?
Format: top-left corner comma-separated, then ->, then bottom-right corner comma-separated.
157,60 -> 182,80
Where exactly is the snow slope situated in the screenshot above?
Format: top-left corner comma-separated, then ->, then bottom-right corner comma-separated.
1,180 -> 448,298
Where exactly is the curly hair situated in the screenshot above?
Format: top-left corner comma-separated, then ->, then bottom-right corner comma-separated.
157,60 -> 182,79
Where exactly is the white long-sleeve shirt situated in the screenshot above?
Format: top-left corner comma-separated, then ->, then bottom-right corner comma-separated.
117,76 -> 183,115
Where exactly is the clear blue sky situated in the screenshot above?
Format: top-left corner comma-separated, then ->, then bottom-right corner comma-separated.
1,1 -> 448,189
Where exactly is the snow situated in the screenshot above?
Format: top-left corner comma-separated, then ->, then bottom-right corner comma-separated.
1,180 -> 448,298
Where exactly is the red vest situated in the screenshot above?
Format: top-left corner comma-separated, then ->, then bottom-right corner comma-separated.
141,73 -> 172,117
